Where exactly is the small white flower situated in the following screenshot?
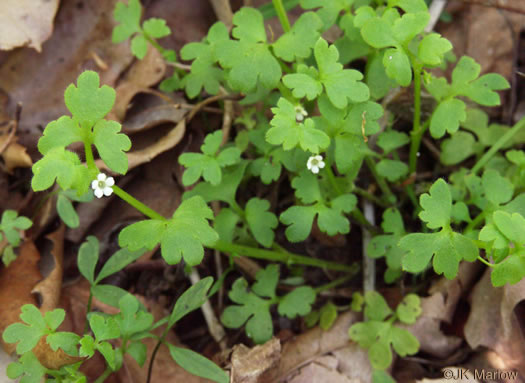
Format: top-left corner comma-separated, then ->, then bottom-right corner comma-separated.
91,173 -> 115,198
307,155 -> 325,174
295,105 -> 308,122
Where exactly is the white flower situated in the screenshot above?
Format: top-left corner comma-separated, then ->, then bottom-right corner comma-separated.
307,155 -> 325,174
295,105 -> 308,122
91,173 -> 115,198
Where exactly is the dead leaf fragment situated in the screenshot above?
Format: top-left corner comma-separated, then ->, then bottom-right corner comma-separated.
231,338 -> 281,383
0,0 -> 59,52
0,135 -> 32,173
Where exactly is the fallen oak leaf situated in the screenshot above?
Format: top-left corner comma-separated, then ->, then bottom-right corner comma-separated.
0,134 -> 33,173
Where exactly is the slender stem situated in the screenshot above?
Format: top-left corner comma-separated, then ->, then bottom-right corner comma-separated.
94,367 -> 113,383
353,186 -> 389,208
471,116 -> 525,174
143,33 -> 167,55
408,62 -> 424,175
465,211 -> 486,234
272,0 -> 291,32
212,240 -> 357,272
314,274 -> 355,294
477,255 -> 495,268
364,157 -> 396,204
112,186 -> 167,221
84,141 -> 97,174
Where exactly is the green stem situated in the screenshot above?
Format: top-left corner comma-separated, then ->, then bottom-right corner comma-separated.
272,0 -> 291,32
314,274 -> 355,294
408,62 -> 424,175
212,240 -> 358,272
325,165 -> 344,195
471,116 -> 525,174
143,33 -> 166,55
353,186 -> 389,208
364,157 -> 396,204
477,255 -> 495,268
112,186 -> 167,221
94,367 -> 113,383
84,141 -> 97,174
465,211 -> 486,234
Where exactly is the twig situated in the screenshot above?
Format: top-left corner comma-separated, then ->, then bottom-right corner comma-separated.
209,0 -> 234,28
188,269 -> 227,350
362,201 -> 376,293
426,0 -> 448,32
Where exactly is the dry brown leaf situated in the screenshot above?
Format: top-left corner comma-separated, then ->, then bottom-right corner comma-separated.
464,269 -> 525,376
0,0 -> 59,52
95,119 -> 186,174
0,241 -> 41,354
0,135 -> 32,173
122,104 -> 187,135
32,225 -> 64,311
110,47 -> 167,122
230,338 -> 281,383
276,311 -> 372,383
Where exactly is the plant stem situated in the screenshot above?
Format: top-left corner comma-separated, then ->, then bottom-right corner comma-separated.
212,240 -> 358,272
112,186 -> 167,221
465,211 -> 486,234
477,255 -> 495,268
272,0 -> 291,32
314,274 -> 356,294
353,186 -> 389,207
408,62 -> 424,175
84,141 -> 98,174
94,367 -> 113,383
471,116 -> 525,174
83,292 -> 94,334
364,157 -> 396,204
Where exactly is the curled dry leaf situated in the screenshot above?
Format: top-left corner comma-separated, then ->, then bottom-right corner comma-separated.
0,134 -> 33,173
230,338 -> 281,383
464,269 -> 525,376
110,47 -> 167,122
0,0 -> 59,52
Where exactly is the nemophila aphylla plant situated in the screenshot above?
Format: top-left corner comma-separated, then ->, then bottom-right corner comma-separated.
3,0 -> 525,381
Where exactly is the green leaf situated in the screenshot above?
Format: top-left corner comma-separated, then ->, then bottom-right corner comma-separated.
278,286 -> 316,318
31,147 -> 83,191
491,255 -> 525,286
392,12 -> 429,42
319,302 -> 338,330
57,193 -> 80,228
389,0 -> 428,12
169,277 -> 214,326
89,314 -> 120,341
418,33 -> 452,66
267,98 -> 330,152
119,219 -> 165,252
419,178 -> 451,229
314,38 -> 369,108
376,159 -> 408,182
364,291 -> 392,321
6,352 -> 46,383
131,34 -> 148,59
47,332 -> 81,356
361,18 -> 396,48
0,210 -> 32,246
38,116 -> 83,155
383,48 -> 411,86
291,171 -> 322,204
91,284 -> 132,309
216,8 -> 281,92
142,18 -> 170,38
280,205 -> 317,242
300,0 -> 352,29
127,341 -> 147,366
167,344 -> 229,383
2,305 -> 49,354
117,294 -> 153,337
245,198 -> 278,247
97,341 -> 117,370
252,264 -> 279,298
64,71 -> 116,128
396,294 -> 421,324
95,248 -> 144,283
373,370 -> 396,383
390,326 -> 419,356
493,211 -> 525,244
440,131 -> 477,165
283,69 -> 323,101
93,120 -> 131,174
221,278 -> 273,344
112,0 -> 142,43
377,131 -> 409,154
272,12 -> 323,61
430,98 -> 466,138
401,231 -> 478,279
368,338 -> 393,370
482,169 -> 514,206
78,236 -> 99,285
79,335 -> 96,357
161,196 -> 218,266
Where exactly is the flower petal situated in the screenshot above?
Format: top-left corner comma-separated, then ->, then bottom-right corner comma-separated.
105,177 -> 115,187
312,166 -> 319,174
318,161 -> 325,169
103,186 -> 113,196
94,188 -> 103,198
91,180 -> 99,190
97,173 -> 107,181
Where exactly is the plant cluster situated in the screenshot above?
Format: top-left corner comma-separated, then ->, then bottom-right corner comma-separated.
2,0 -> 525,381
